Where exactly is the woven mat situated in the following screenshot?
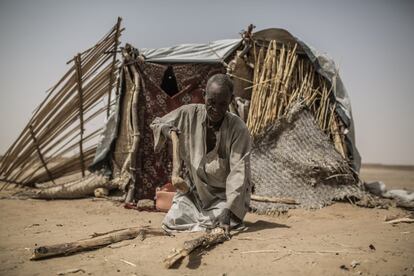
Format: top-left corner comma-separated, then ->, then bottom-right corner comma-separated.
250,104 -> 365,214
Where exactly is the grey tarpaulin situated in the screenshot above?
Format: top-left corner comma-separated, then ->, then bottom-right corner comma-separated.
140,39 -> 242,64
89,91 -> 122,173
296,39 -> 361,171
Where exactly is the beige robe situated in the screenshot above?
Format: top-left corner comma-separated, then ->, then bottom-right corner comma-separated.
150,104 -> 251,231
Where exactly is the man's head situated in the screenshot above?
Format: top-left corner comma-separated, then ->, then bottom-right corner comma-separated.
204,74 -> 234,123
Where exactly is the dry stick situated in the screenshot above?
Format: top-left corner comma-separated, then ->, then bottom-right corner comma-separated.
30,227 -> 166,260
247,48 -> 263,129
262,41 -> 277,129
75,54 -> 86,177
107,17 -> 122,118
163,230 -> 229,269
331,115 -> 346,158
385,217 -> 414,224
251,194 -> 298,205
253,44 -> 273,135
28,125 -> 55,185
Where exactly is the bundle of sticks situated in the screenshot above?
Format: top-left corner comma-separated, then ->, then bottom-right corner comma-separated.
246,40 -> 347,158
0,18 -> 123,187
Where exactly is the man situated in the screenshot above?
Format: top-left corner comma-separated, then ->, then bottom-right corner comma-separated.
150,74 -> 251,233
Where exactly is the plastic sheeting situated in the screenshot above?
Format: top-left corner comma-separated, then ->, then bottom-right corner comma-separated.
139,39 -> 242,63
296,39 -> 361,170
89,93 -> 122,173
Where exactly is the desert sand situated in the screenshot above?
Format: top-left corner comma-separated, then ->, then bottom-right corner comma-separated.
0,164 -> 413,276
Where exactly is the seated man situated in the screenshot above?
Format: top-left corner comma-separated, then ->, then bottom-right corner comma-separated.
150,74 -> 251,233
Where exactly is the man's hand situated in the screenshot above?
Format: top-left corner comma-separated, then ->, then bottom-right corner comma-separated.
171,175 -> 189,193
217,208 -> 231,235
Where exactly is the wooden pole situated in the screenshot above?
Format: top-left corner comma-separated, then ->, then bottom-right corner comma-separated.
75,54 -> 85,177
107,17 -> 122,118
125,62 -> 140,203
251,194 -> 298,205
29,125 -> 55,184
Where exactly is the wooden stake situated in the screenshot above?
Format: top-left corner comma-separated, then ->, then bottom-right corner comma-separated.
28,125 -> 55,184
75,54 -> 86,177
124,51 -> 141,203
107,17 -> 122,118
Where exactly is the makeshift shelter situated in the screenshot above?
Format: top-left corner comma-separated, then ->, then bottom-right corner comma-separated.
0,19 -> 364,210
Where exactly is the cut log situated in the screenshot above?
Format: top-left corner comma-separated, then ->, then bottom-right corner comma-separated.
163,228 -> 229,268
251,194 -> 298,205
31,226 -> 165,260
24,174 -> 116,199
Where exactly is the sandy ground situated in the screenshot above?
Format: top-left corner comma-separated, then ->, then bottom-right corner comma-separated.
0,165 -> 413,276
360,164 -> 414,190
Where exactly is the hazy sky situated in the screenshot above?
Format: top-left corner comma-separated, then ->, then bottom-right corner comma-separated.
0,0 -> 413,165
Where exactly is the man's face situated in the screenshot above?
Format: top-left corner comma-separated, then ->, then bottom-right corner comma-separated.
204,82 -> 232,123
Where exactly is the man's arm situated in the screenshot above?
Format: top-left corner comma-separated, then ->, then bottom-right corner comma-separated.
150,105 -> 190,192
225,123 -> 252,222
170,130 -> 189,193
150,107 -> 184,153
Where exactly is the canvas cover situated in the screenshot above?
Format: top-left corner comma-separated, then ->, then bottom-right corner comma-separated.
139,39 -> 242,63
298,42 -> 361,170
